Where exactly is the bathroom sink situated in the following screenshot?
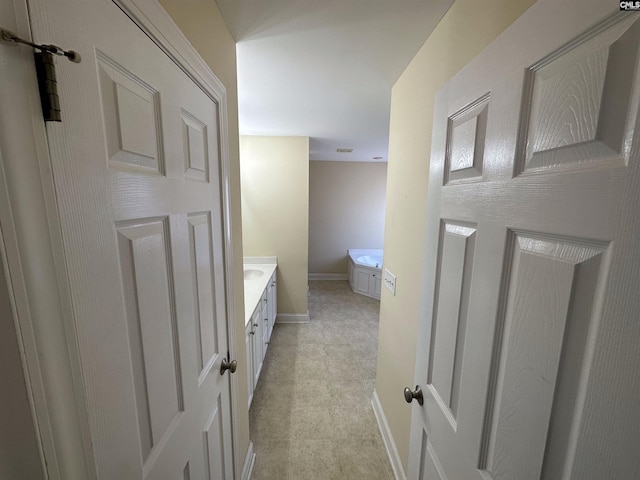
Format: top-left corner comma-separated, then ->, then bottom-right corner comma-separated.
244,269 -> 264,280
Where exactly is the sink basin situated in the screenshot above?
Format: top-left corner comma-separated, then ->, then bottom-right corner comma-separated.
244,269 -> 264,280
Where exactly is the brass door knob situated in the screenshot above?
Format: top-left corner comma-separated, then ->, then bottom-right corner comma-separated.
404,385 -> 424,406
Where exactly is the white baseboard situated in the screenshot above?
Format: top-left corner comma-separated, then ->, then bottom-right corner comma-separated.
241,441 -> 255,480
308,273 -> 348,281
276,311 -> 310,323
372,390 -> 407,480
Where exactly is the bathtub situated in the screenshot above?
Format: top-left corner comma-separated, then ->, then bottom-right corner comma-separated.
347,249 -> 383,299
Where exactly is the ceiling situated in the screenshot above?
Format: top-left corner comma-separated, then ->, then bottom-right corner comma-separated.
215,0 -> 454,162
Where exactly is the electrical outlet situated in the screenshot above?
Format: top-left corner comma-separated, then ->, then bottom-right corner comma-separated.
383,268 -> 396,296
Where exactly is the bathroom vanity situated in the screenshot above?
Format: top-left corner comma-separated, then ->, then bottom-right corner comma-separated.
243,257 -> 277,407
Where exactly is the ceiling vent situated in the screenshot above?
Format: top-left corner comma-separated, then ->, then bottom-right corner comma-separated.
373,156 -> 383,160
337,148 -> 353,153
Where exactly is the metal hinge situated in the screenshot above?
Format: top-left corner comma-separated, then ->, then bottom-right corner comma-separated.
1,27 -> 81,122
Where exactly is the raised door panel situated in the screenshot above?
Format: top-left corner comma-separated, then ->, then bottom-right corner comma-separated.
444,95 -> 488,184
187,213 -> 220,384
201,394 -> 233,480
116,219 -> 183,462
97,52 -> 164,174
480,234 -> 606,480
516,17 -> 640,174
181,110 -> 210,182
419,431 -> 447,480
427,222 -> 476,424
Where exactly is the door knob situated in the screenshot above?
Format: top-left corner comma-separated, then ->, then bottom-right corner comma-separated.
404,385 -> 424,406
220,357 -> 237,375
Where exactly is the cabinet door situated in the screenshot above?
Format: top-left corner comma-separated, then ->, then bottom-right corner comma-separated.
348,260 -> 355,290
261,299 -> 269,359
251,308 -> 263,388
372,274 -> 382,298
268,273 -> 277,339
245,321 -> 254,407
355,269 -> 371,295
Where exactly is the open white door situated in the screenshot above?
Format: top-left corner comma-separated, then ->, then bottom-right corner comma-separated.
22,0 -> 237,478
408,1 -> 640,479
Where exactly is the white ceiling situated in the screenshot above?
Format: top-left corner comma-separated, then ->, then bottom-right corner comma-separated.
215,0 -> 454,162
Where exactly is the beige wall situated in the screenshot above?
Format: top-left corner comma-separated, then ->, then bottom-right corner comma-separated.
375,0 -> 536,471
240,136 -> 310,315
156,0 -> 251,467
309,161 -> 387,274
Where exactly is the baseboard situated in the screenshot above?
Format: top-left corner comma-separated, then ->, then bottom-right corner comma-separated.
241,441 -> 255,480
372,390 -> 407,480
275,311 -> 310,323
308,273 -> 348,281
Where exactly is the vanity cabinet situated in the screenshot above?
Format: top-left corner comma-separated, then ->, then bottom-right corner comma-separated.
348,258 -> 381,300
246,271 -> 277,407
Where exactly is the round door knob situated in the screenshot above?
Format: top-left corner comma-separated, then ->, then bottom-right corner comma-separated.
220,358 -> 237,375
404,385 -> 424,406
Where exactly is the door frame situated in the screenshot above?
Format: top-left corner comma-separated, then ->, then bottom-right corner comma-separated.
0,0 -> 242,478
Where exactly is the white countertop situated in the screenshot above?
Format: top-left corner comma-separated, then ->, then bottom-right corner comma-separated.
243,257 -> 277,326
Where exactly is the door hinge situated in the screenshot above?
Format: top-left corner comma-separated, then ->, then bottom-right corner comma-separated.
1,27 -> 81,122
34,52 -> 61,122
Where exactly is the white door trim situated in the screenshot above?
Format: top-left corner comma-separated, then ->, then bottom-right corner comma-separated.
0,0 -> 242,477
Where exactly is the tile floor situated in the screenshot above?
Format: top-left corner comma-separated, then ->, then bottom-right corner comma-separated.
249,280 -> 394,479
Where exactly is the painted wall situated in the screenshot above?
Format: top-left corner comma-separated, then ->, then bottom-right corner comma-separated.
308,161 -> 387,274
375,0 -> 536,471
240,136 -> 310,316
156,0 -> 251,467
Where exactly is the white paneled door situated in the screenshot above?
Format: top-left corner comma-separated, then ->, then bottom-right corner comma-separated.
27,0 -> 235,478
408,1 -> 640,479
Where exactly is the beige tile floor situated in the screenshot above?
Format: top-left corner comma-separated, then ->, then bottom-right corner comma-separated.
249,280 -> 394,480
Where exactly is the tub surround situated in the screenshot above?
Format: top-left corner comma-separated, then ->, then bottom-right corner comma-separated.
243,256 -> 277,326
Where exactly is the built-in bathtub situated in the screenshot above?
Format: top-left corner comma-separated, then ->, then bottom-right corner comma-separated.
347,249 -> 383,299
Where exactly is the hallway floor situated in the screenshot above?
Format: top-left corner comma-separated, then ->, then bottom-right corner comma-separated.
249,280 -> 394,479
